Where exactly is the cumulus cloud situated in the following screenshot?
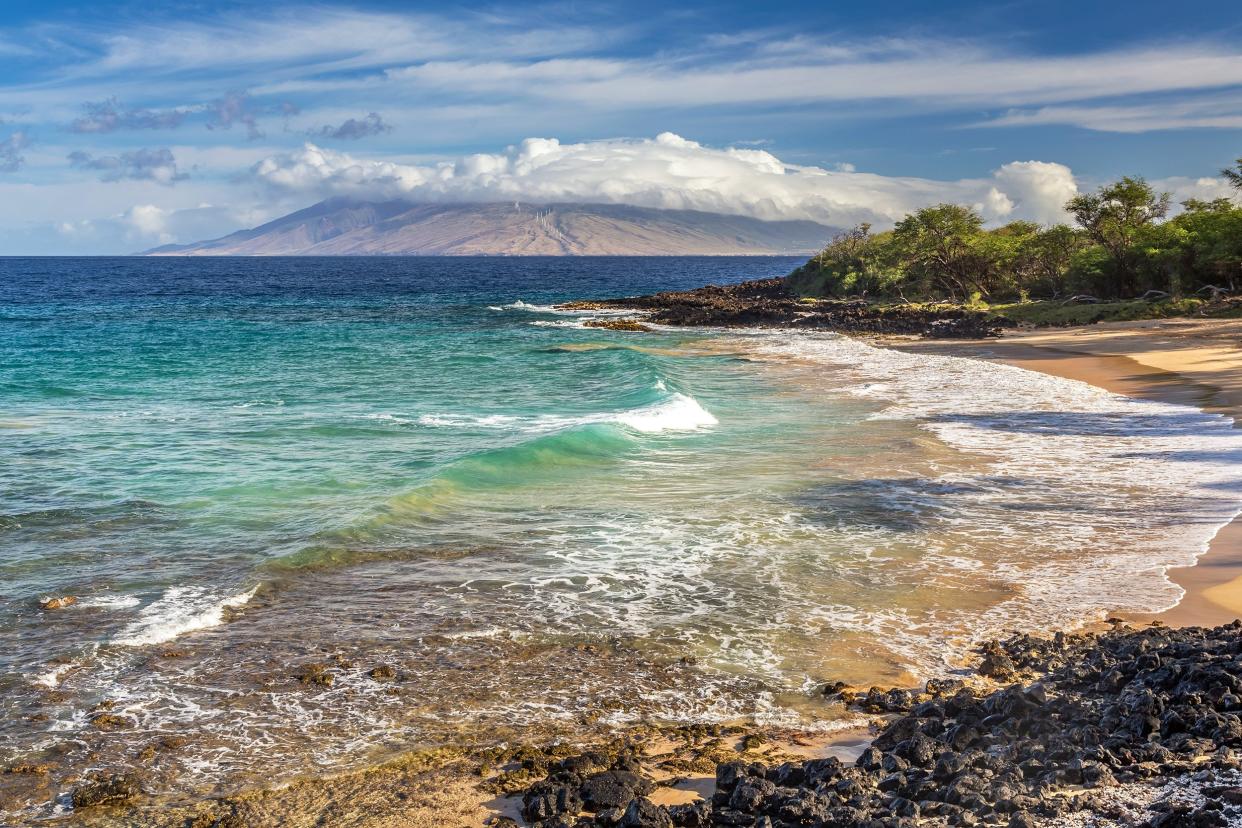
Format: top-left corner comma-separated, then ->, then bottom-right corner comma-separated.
71,98 -> 186,133
68,147 -> 187,184
122,204 -> 173,242
312,112 -> 392,140
0,129 -> 30,172
1154,176 -> 1242,207
252,132 -> 1082,227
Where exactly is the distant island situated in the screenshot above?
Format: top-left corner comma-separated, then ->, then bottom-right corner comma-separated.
143,200 -> 838,256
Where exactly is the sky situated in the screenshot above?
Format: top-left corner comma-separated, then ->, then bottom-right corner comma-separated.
0,0 -> 1239,254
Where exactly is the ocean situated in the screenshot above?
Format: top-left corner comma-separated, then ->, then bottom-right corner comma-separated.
2,256 -> 1240,817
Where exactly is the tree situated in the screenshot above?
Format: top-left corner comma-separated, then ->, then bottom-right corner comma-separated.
891,204 -> 992,299
791,223 -> 880,296
1066,177 -> 1170,296
1014,224 -> 1083,298
1224,158 -> 1242,191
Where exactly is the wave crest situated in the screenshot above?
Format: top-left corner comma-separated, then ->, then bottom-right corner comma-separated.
112,586 -> 258,648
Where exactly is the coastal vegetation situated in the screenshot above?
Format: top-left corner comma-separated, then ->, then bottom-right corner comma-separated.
788,175 -> 1242,315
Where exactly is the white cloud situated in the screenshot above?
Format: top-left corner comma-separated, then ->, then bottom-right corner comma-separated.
378,45 -> 1242,112
122,203 -> 171,241
115,202 -> 274,245
989,161 -> 1080,223
251,133 -> 1083,227
86,9 -> 611,77
980,97 -> 1242,133
1153,176 -> 1242,207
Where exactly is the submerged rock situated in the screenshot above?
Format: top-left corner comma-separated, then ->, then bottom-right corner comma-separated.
294,662 -> 335,687
39,596 -> 77,610
89,713 -> 134,731
70,772 -> 141,808
368,664 -> 396,681
583,318 -> 652,332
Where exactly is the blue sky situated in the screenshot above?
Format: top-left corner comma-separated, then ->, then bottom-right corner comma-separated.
0,0 -> 1239,253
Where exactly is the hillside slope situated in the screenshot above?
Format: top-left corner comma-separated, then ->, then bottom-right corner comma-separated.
145,200 -> 836,256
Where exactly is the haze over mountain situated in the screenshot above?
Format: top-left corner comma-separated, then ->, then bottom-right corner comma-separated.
143,200 -> 837,256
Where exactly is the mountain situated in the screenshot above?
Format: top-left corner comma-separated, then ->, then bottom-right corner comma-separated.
143,199 -> 836,256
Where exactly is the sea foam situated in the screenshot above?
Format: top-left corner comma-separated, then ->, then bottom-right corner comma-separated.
613,392 -> 719,433
415,390 -> 717,436
743,330 -> 1242,634
112,586 -> 258,647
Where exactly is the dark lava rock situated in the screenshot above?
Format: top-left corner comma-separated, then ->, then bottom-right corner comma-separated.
561,279 -> 1012,339
517,621 -> 1242,828
581,770 -> 655,811
666,800 -> 710,827
521,779 -> 583,821
619,797 -> 673,827
70,772 -> 141,808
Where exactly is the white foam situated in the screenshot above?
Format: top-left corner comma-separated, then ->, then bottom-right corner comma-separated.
488,300 -> 558,312
76,594 -> 142,610
491,299 -> 639,318
613,392 -> 719,433
33,662 -> 75,689
112,586 -> 258,647
415,391 -> 717,436
740,330 -> 1242,638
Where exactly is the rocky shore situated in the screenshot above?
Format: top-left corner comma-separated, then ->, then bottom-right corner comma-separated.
560,279 -> 1012,339
513,621 -> 1242,828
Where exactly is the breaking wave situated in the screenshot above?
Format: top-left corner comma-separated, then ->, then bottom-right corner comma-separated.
112,586 -> 258,648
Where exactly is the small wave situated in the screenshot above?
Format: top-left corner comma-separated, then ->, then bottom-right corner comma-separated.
417,413 -> 521,428
417,392 -> 717,437
112,586 -> 258,648
614,393 -> 718,433
488,300 -> 558,313
529,319 -> 586,328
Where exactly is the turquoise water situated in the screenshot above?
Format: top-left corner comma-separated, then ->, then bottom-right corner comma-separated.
3,256 -> 1241,816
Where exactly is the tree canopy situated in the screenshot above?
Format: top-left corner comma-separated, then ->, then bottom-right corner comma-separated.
789,172 -> 1241,302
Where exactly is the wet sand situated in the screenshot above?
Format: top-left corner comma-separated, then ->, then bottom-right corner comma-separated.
893,316 -> 1242,629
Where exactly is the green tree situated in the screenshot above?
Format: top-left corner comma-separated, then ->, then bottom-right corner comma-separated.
1013,224 -> 1083,298
787,223 -> 897,297
1066,177 -> 1171,296
1223,158 -> 1242,191
891,204 -> 992,299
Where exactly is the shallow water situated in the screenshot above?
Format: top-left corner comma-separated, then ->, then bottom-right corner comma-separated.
2,257 -> 1241,818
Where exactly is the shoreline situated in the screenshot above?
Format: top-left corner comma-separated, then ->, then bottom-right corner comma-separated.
891,316 -> 1242,630
43,312 -> 1242,827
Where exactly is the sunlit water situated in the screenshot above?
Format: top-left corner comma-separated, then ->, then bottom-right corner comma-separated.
2,257 -> 1240,817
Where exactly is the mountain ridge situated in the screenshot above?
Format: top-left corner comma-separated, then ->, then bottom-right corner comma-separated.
144,199 -> 837,256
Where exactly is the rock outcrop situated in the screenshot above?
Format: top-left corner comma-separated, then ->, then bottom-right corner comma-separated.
562,279 -> 1012,339
517,621 -> 1242,827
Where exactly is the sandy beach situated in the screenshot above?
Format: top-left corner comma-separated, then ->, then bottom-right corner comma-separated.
896,316 -> 1242,629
